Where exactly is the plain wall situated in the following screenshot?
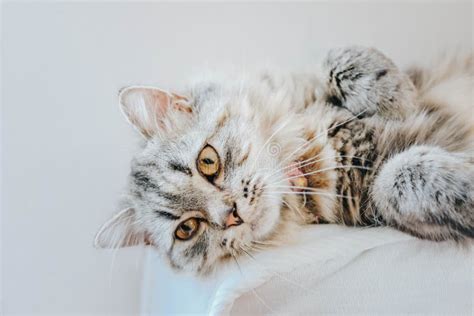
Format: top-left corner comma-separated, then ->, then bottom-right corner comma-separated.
2,2 -> 472,315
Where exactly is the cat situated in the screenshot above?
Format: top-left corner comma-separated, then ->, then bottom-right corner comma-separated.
95,46 -> 473,275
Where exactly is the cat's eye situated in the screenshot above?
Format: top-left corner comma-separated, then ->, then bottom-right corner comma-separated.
175,218 -> 200,240
197,145 -> 220,178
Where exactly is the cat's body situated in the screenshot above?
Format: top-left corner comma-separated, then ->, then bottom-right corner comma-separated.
95,47 -> 473,274
280,48 -> 474,241
294,94 -> 473,237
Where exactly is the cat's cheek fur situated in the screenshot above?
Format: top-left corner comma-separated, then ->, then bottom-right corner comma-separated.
249,198 -> 283,241
220,225 -> 253,253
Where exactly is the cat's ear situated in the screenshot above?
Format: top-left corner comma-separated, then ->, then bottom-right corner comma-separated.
94,208 -> 152,248
119,86 -> 192,139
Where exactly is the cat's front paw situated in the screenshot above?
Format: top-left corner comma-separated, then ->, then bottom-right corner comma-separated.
320,46 -> 416,118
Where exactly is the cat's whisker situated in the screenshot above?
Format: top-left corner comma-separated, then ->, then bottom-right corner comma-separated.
252,240 -> 282,248
282,199 -> 307,220
295,155 -> 373,173
246,243 -> 268,252
265,191 -> 355,200
273,165 -> 373,184
261,154 -> 323,182
267,184 -> 346,193
276,109 -> 369,171
250,117 -> 292,172
264,155 -> 374,182
261,141 -> 320,183
267,185 -> 338,194
261,111 -> 372,183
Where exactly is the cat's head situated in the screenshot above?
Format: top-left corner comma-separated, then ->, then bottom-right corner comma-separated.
95,77 -> 311,275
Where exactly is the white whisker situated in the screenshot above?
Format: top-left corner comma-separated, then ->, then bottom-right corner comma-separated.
251,117 -> 292,172
275,165 -> 372,184
265,191 -> 355,200
276,109 -> 368,170
264,155 -> 373,182
282,199 -> 306,220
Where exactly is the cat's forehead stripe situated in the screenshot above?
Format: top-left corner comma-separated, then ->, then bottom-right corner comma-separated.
168,161 -> 192,176
132,171 -> 159,190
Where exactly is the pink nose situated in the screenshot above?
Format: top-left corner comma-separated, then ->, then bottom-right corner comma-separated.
225,204 -> 243,228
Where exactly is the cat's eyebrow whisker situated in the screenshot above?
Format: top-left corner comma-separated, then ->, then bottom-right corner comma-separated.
276,109 -> 369,171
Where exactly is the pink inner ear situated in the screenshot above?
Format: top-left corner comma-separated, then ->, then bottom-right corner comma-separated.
137,88 -> 173,137
148,89 -> 172,116
120,86 -> 192,138
171,93 -> 192,113
148,90 -> 191,117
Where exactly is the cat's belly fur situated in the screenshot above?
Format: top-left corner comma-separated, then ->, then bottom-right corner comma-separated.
304,116 -> 381,226
291,111 -> 381,226
299,108 -> 473,227
326,118 -> 379,225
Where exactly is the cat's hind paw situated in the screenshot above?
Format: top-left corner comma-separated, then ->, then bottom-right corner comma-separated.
319,46 -> 417,119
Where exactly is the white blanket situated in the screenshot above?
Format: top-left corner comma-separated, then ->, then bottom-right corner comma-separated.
141,225 -> 473,315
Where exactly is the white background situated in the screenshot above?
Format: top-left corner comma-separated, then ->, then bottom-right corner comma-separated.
2,2 -> 472,315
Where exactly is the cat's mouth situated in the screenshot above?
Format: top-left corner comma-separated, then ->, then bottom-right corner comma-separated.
286,162 -> 308,192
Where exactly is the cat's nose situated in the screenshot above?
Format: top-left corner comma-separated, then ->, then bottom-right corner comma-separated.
225,203 -> 243,229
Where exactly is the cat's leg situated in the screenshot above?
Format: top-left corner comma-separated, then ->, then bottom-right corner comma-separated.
319,46 -> 417,118
372,145 -> 474,241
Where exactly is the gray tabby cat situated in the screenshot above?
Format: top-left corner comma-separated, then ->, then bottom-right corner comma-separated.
95,47 -> 473,274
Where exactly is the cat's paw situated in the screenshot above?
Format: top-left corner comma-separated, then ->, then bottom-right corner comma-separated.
319,46 -> 416,118
373,145 -> 474,240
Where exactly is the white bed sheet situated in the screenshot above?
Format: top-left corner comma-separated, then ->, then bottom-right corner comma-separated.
141,225 -> 473,315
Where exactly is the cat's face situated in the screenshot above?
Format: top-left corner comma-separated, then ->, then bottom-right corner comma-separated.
95,81 -> 306,274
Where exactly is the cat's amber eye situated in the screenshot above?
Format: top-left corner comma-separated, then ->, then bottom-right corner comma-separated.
175,218 -> 200,241
197,145 -> 220,178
